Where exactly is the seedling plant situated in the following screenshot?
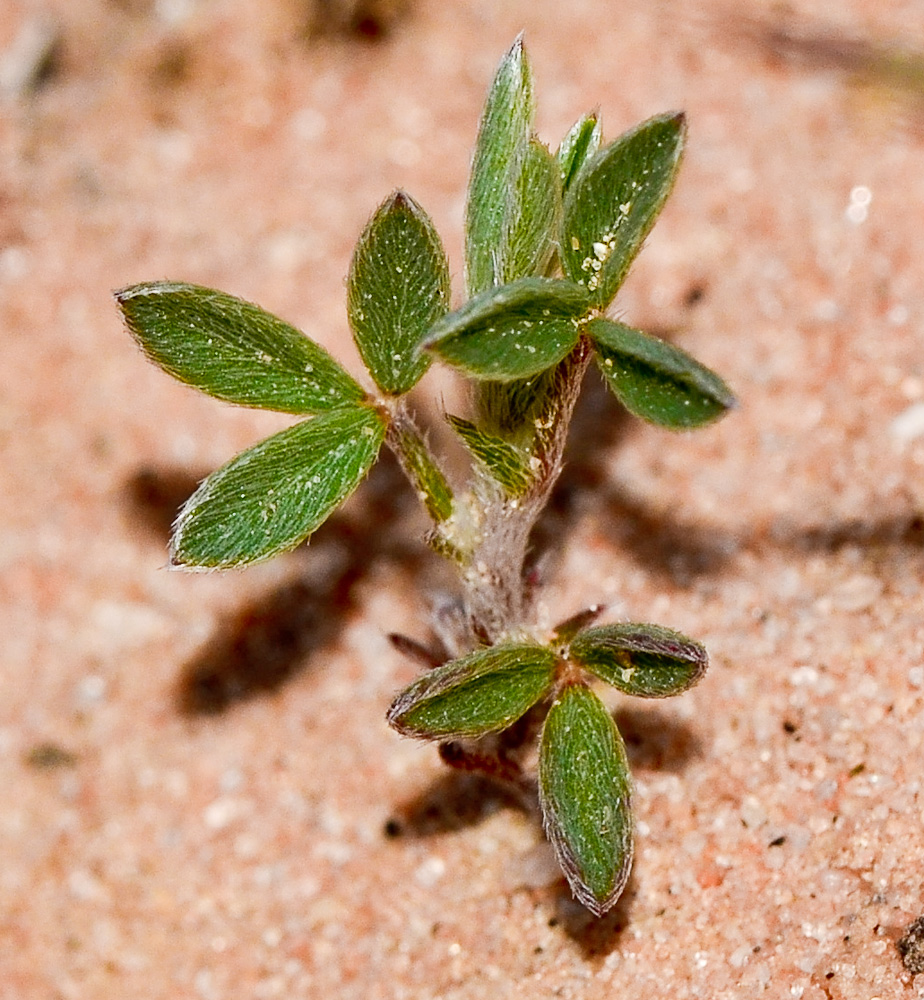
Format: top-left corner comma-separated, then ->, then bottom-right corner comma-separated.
117,36 -> 734,916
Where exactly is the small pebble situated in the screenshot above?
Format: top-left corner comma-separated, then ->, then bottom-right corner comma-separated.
414,855 -> 446,887
0,16 -> 59,98
897,916 -> 924,975
25,742 -> 77,769
890,402 -> 924,444
828,574 -> 883,613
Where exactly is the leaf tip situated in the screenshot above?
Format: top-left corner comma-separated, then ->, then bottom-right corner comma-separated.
113,281 -> 150,303
387,188 -> 411,211
113,283 -> 149,322
166,518 -> 210,572
165,551 -> 190,572
669,111 -> 688,151
566,855 -> 633,918
502,32 -> 530,85
384,698 -> 406,733
114,280 -> 185,304
165,541 -> 207,573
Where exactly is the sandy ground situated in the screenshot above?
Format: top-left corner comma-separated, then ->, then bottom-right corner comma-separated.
3,0 -> 924,997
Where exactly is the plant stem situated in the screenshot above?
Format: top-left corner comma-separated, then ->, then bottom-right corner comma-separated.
384,338 -> 592,648
384,402 -> 455,525
463,336 -> 593,641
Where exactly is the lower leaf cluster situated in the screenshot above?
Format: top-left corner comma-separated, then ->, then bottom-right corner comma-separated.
387,620 -> 707,915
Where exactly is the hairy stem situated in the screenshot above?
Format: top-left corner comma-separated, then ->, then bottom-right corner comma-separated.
463,336 -> 593,641
384,402 -> 455,525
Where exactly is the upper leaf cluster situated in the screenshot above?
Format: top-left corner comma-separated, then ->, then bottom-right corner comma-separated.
426,37 -> 734,439
116,37 -> 734,570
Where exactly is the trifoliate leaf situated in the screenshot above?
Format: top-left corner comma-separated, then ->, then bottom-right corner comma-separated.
568,623 -> 708,697
539,684 -> 633,916
446,415 -> 533,498
557,112 -> 601,194
347,191 -> 450,395
465,34 -> 534,296
500,137 -> 562,284
171,405 -> 385,569
387,643 -> 557,740
422,277 -> 589,382
589,318 -> 735,429
116,282 -> 363,414
562,112 -> 686,307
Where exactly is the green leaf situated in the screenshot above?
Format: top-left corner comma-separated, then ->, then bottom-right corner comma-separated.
562,112 -> 686,307
387,418 -> 454,522
446,415 -> 533,497
476,367 -> 559,445
387,643 -> 557,740
589,318 -> 735,429
465,35 -> 534,296
539,684 -> 633,916
347,191 -> 451,395
569,623 -> 708,697
500,137 -> 562,284
477,345 -> 579,440
171,405 -> 386,568
557,112 -> 601,194
422,277 -> 589,382
116,282 -> 364,414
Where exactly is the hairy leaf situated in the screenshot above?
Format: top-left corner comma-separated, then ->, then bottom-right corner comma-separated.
476,365 -> 560,445
387,644 -> 557,740
171,405 -> 385,568
569,623 -> 708,697
500,137 -> 562,283
422,277 -> 589,381
348,191 -> 450,395
446,415 -> 533,497
465,34 -> 534,296
116,282 -> 363,414
557,112 -> 601,194
539,684 -> 633,916
589,318 -> 735,428
562,112 -> 686,307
